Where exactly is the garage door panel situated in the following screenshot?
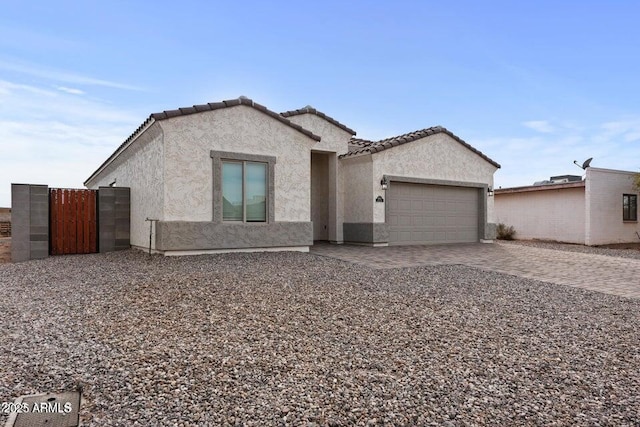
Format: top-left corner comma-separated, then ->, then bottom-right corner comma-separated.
397,200 -> 410,211
388,182 -> 479,245
398,215 -> 411,226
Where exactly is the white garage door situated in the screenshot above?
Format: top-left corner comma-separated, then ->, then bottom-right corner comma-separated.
388,183 -> 479,245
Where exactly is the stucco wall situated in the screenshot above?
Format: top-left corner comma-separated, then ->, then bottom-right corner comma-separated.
586,168 -> 640,245
311,153 -> 329,240
85,123 -> 164,249
285,114 -> 351,155
341,155 -> 374,223
159,106 -> 316,222
287,113 -> 351,242
495,186 -> 586,244
371,133 -> 497,223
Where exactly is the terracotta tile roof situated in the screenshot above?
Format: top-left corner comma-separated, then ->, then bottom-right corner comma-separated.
281,106 -> 356,135
347,137 -> 375,152
151,97 -> 320,141
339,126 -> 501,168
349,137 -> 375,147
85,97 -> 321,185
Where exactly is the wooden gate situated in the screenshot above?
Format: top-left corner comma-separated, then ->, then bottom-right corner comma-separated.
49,189 -> 98,255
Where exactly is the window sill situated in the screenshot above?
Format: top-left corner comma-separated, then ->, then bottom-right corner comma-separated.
222,221 -> 269,225
623,220 -> 638,223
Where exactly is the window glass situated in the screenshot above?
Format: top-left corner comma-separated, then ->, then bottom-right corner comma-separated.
623,194 -> 638,221
245,162 -> 267,222
222,162 -> 243,221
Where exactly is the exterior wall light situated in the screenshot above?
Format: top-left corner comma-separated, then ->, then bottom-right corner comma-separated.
381,176 -> 389,190
487,186 -> 494,197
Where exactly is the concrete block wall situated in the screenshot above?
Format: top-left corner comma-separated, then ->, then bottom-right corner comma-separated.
11,184 -> 49,262
585,168 -> 640,245
11,184 -> 131,262
494,186 -> 586,244
98,187 -> 131,253
98,187 -> 131,252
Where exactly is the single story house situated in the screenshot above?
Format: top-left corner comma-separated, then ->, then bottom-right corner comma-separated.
494,167 -> 639,245
84,97 -> 500,255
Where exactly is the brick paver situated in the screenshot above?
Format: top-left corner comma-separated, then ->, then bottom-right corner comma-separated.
310,242 -> 640,299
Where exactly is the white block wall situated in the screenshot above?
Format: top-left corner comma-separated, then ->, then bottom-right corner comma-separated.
585,168 -> 640,245
495,186 -> 586,244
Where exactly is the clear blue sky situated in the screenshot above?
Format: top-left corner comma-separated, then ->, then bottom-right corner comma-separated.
1,1 -> 639,206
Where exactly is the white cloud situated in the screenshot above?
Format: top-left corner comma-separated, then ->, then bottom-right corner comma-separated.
599,118 -> 640,143
522,120 -> 555,133
0,79 -> 144,207
56,86 -> 85,95
0,58 -> 145,91
476,117 -> 640,191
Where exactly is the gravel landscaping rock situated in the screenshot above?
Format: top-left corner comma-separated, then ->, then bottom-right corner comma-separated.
1,250 -> 639,426
0,237 -> 10,264
504,239 -> 640,260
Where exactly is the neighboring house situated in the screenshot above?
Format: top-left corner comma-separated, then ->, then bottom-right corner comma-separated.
495,167 -> 640,245
84,97 -> 500,255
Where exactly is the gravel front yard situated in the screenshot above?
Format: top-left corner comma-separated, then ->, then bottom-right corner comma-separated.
0,237 -> 10,264
1,250 -> 639,426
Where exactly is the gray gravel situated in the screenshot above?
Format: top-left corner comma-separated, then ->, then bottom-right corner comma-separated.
1,250 -> 639,426
503,239 -> 640,260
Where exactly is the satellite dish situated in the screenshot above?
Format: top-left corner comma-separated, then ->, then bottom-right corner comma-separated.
573,157 -> 593,170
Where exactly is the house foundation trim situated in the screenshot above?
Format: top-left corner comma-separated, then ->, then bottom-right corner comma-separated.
155,221 -> 312,251
343,223 -> 389,244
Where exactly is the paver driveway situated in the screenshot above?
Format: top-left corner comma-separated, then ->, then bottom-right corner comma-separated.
310,242 -> 640,299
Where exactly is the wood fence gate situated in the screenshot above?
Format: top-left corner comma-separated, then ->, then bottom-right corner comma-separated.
49,188 -> 98,255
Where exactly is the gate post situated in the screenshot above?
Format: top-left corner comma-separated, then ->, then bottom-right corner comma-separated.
11,184 -> 49,262
98,187 -> 130,252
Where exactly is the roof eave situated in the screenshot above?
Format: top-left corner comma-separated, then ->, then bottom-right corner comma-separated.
281,107 -> 357,135
84,97 -> 323,186
339,126 -> 501,168
84,117 -> 156,186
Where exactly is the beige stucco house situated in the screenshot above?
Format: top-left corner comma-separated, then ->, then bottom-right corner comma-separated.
85,97 -> 500,255
495,167 -> 639,245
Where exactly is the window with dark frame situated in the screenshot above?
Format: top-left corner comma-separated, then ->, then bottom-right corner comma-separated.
222,160 -> 267,222
623,194 -> 638,221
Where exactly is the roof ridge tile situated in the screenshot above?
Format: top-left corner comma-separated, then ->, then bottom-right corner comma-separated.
339,126 -> 500,168
281,106 -> 356,135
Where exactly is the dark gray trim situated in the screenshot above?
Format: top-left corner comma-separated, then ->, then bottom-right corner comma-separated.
477,187 -> 488,240
155,221 -> 312,251
485,223 -> 497,240
343,223 -> 389,244
210,150 -> 276,224
384,176 -> 492,242
384,175 -> 487,189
